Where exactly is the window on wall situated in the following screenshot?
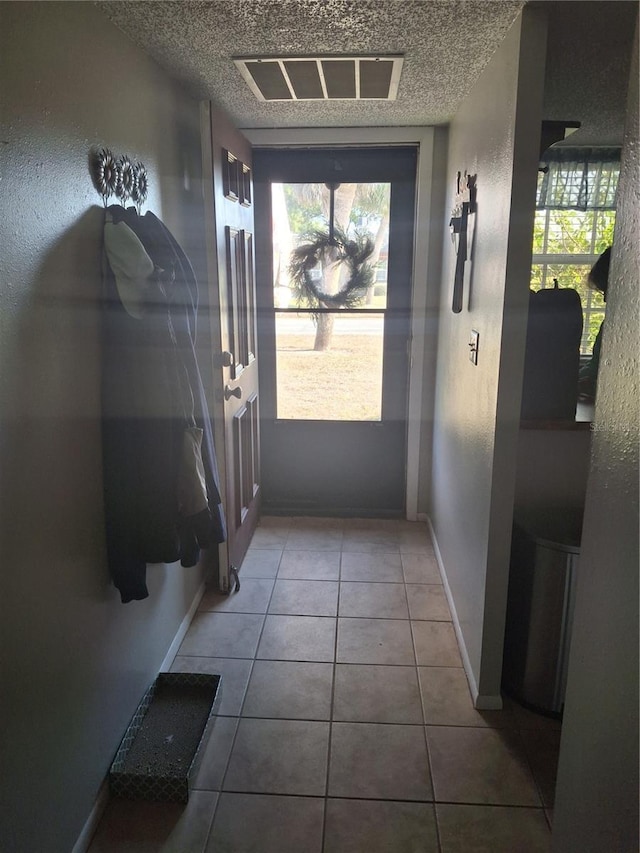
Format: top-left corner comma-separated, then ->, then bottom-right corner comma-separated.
531,148 -> 620,354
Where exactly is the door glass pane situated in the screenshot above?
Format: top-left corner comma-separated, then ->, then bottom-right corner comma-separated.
272,182 -> 390,310
275,312 -> 384,421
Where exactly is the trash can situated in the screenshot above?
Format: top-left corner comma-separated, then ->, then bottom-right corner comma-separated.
502,507 -> 583,716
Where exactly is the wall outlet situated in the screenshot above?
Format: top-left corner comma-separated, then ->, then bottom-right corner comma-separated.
469,329 -> 479,365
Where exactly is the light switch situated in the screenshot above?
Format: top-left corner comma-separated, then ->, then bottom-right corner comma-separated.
469,329 -> 479,365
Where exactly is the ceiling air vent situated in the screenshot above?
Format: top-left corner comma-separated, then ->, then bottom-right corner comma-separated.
234,55 -> 404,102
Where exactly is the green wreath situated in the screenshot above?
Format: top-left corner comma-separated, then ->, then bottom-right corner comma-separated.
288,225 -> 375,310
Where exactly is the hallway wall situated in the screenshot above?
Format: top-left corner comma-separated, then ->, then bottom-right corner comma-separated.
0,4 -> 211,850
552,22 -> 639,852
429,8 -> 547,703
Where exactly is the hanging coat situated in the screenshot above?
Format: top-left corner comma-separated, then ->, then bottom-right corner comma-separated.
101,204 -> 225,603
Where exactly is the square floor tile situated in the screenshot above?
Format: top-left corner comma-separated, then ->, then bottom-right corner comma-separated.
268,579 -> 338,616
223,718 -> 329,795
398,524 -> 434,554
240,549 -> 282,577
427,726 -> 541,806
436,803 -> 551,852
199,578 -> 274,614
193,716 -> 239,791
178,612 -> 264,659
325,799 -> 438,853
277,550 -> 341,580
206,793 -> 324,853
257,615 -> 336,662
333,664 -> 423,723
412,621 -> 462,667
242,660 -> 333,720
406,584 -> 451,621
341,552 -> 403,583
419,667 -> 509,727
402,553 -> 442,584
342,530 -> 401,553
88,790 -> 218,853
329,722 -> 432,801
170,657 -> 252,716
520,729 -> 561,807
337,618 -> 415,665
285,529 -> 343,550
339,582 -> 409,619
248,528 -> 289,550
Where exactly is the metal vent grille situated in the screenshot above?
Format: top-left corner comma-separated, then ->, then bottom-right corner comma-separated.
234,56 -> 403,102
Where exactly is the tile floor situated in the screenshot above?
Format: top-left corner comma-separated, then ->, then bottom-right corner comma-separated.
89,517 -> 560,852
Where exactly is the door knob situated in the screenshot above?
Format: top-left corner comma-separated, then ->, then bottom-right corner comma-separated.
224,384 -> 242,401
219,350 -> 234,367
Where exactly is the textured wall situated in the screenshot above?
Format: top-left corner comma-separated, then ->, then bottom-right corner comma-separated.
552,22 -> 639,853
429,8 -> 547,702
0,4 -> 210,850
543,1 -> 637,146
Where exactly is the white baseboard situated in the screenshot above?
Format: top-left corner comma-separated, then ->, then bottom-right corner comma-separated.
426,516 -> 503,711
71,779 -> 110,853
159,580 -> 206,672
73,581 -> 206,852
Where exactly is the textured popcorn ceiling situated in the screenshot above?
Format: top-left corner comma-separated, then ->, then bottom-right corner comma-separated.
97,0 -> 524,128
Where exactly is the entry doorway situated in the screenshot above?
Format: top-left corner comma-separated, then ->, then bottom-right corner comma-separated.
253,147 -> 417,515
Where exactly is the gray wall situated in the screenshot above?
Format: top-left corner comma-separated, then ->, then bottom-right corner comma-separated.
542,0 -> 637,146
429,8 -> 547,703
0,4 -> 211,850
552,22 -> 639,853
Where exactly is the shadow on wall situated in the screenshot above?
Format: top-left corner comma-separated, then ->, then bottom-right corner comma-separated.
2,205 -> 114,603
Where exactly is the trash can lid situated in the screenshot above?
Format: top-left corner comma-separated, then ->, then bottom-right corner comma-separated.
513,507 -> 583,553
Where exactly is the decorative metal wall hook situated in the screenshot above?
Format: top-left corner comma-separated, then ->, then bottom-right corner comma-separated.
91,147 -> 119,206
90,148 -> 150,212
116,155 -> 136,204
131,162 -> 148,214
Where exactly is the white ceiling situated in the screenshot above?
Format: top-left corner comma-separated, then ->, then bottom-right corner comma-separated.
97,0 -> 525,128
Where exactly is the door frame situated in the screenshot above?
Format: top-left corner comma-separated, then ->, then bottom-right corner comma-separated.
244,126 -> 440,520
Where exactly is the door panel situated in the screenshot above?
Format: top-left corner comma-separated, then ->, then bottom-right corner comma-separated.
210,108 -> 260,575
254,147 -> 416,516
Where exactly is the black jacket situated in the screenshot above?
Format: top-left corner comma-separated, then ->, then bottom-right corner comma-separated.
102,205 -> 225,603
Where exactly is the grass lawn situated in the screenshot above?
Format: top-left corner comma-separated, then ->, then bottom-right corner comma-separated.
276,332 -> 384,421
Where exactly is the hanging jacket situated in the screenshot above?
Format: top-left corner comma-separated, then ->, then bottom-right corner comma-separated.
102,205 -> 225,603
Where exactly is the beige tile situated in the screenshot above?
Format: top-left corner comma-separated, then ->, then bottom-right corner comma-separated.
341,552 -> 404,583
199,578 -> 274,614
398,524 -> 435,554
427,726 -> 541,806
406,584 -> 451,621
419,667 -> 510,727
258,515 -> 293,529
192,716 -> 239,791
178,612 -> 263,659
339,581 -> 409,619
277,550 -> 341,580
206,793 -> 324,853
324,798 -> 439,853
248,528 -> 288,549
328,722 -> 432,801
88,790 -> 218,853
291,516 -> 345,530
285,529 -> 343,550
402,552 -> 442,584
240,549 -> 282,577
223,718 -> 329,795
520,729 -> 561,807
412,621 -> 462,667
436,803 -> 551,852
333,664 -> 423,724
337,617 -> 415,665
268,579 -> 338,616
342,528 -> 401,552
169,657 -> 252,716
256,614 -> 336,662
242,660 -> 333,720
